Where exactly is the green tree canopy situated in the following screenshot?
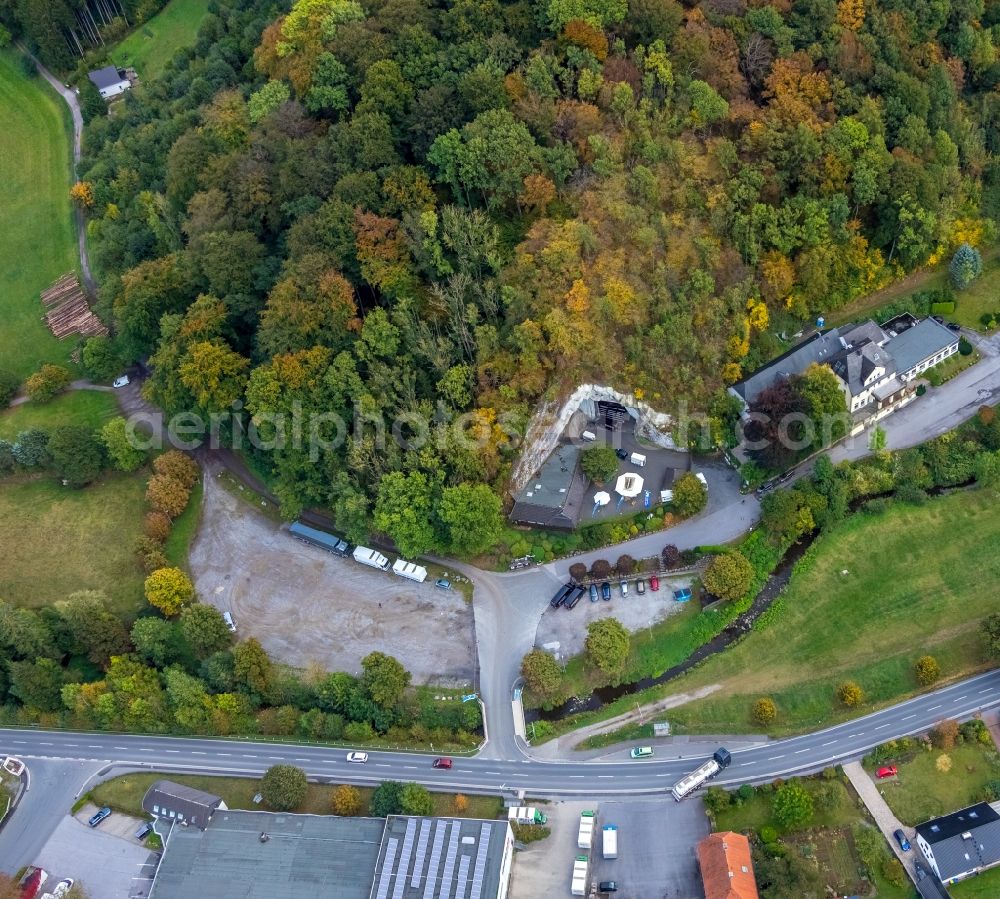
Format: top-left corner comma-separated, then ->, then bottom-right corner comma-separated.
672,472 -> 708,517
361,651 -> 411,708
580,445 -> 619,483
261,764 -> 307,810
584,617 -> 630,676
702,551 -> 753,601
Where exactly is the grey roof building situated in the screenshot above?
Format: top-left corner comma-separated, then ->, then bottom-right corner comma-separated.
915,802 -> 1000,884
884,318 -> 960,378
509,444 -> 588,529
87,65 -> 131,99
148,809 -> 514,899
730,329 -> 846,406
142,780 -> 227,831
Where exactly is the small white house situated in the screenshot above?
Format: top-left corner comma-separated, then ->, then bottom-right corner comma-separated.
88,65 -> 131,99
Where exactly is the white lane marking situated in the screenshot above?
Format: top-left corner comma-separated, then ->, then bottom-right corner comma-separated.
927,704 -> 941,711
403,766 -> 417,770
875,724 -> 891,730
375,763 -> 391,768
139,748 -> 154,752
114,746 -> 128,750
979,688 -> 993,694
794,748 -> 809,754
902,715 -> 916,721
767,755 -> 784,760
217,753 -> 231,757
597,775 -> 613,779
191,751 -> 206,755
165,750 -> 180,753
953,695 -> 967,701
821,741 -> 837,747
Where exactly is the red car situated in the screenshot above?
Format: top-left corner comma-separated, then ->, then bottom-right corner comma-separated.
649,575 -> 660,592
876,765 -> 898,779
432,757 -> 453,769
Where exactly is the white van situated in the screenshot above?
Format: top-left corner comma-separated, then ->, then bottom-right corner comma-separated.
223,611 -> 237,633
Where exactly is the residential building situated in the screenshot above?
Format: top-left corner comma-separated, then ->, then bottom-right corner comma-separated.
142,780 -> 227,831
87,65 -> 131,99
697,831 -> 759,899
915,802 -> 1000,884
147,808 -> 514,899
884,317 -> 960,381
509,444 -> 587,529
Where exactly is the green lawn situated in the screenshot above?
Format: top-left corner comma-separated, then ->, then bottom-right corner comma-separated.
164,477 -> 202,567
644,489 -> 1000,736
863,742 -> 1000,826
0,472 -> 147,617
0,391 -> 118,440
110,0 -> 212,81
0,51 -> 78,379
952,250 -> 1000,330
952,867 -> 1000,897
925,348 -> 980,386
91,772 -> 504,820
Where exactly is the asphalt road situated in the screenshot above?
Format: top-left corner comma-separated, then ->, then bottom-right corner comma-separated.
2,670 -> 997,808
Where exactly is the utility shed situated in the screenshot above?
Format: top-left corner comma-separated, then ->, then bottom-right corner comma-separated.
142,780 -> 226,831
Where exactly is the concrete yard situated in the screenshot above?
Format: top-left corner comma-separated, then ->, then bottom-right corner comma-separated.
509,797 -> 708,899
190,468 -> 476,685
534,573 -> 696,659
36,812 -> 157,899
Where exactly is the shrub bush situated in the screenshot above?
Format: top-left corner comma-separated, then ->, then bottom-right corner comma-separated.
0,369 -> 19,407
24,364 -> 72,403
959,336 -> 973,356
915,655 -> 940,685
753,697 -> 777,726
837,680 -> 864,707
261,764 -> 307,811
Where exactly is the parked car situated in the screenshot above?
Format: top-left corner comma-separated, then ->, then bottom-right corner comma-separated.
88,807 -> 111,827
619,581 -> 628,597
432,757 -> 453,769
135,823 -> 152,841
649,575 -> 659,592
893,829 -> 911,852
876,765 -> 898,779
636,579 -> 646,595
601,582 -> 611,600
223,610 -> 237,633
615,448 -> 628,460
52,879 -> 75,898
589,584 -> 599,602
346,751 -> 368,763
915,863 -> 929,880
112,374 -> 130,388
435,578 -> 452,590
598,883 -> 618,893
564,585 -> 585,609
550,583 -> 573,608
629,746 -> 653,759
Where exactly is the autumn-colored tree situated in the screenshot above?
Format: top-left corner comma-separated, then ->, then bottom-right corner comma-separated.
836,0 -> 865,31
146,473 -> 191,519
520,174 -> 556,214
562,20 -> 608,60
936,753 -> 952,773
703,551 -> 753,601
453,794 -> 468,813
144,511 -> 172,543
70,180 -> 94,208
24,364 -> 72,402
915,655 -> 940,686
590,559 -> 612,579
179,340 -> 250,412
331,784 -> 362,816
153,451 -> 200,490
144,567 -> 196,616
837,681 -> 864,707
931,719 -> 959,750
753,697 -> 777,725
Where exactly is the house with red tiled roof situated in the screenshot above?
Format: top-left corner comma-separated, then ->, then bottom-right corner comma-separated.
697,831 -> 759,899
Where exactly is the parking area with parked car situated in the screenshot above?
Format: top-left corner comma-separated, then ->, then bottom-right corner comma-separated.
535,573 -> 696,658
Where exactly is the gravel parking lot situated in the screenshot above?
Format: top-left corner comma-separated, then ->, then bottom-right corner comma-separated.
37,812 -> 157,899
535,574 -> 696,659
509,797 -> 708,899
190,470 -> 476,685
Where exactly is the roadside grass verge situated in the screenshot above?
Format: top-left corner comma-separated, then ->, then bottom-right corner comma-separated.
863,742 -> 1000,825
91,772 -> 504,820
109,0 -> 212,81
0,391 -> 118,440
0,50 -> 79,379
0,471 -> 147,617
952,867 -> 1000,897
566,488 -> 1000,746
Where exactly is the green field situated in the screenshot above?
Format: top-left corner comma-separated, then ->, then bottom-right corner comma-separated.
645,489 -> 1000,736
0,472 -> 147,616
164,477 -> 202,567
110,0 -> 212,81
0,51 -> 78,379
864,742 -> 1000,825
0,390 -> 118,440
91,772 -> 504,820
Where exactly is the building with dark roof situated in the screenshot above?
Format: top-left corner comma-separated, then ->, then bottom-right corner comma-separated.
147,809 -> 514,899
509,444 -> 588,529
142,780 -> 227,831
730,329 -> 846,407
87,65 -> 131,99
915,802 -> 1000,884
697,831 -> 759,899
885,317 -> 960,381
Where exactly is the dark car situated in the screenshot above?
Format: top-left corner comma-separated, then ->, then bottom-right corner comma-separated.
947,321 -> 962,332
135,823 -> 153,841
432,757 -> 453,769
601,582 -> 611,600
598,882 -> 618,893
893,829 -> 911,852
564,585 -> 586,609
550,584 -> 573,608
615,448 -> 628,460
589,584 -> 599,602
88,807 -> 112,828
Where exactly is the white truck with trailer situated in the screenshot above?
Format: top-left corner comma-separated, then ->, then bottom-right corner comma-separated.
670,747 -> 731,800
392,559 -> 428,582
507,806 -> 547,825
577,811 -> 595,849
602,824 -> 618,859
570,856 -> 589,896
352,545 -> 391,570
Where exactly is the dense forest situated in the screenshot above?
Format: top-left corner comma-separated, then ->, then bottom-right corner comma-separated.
59,0 -> 1000,548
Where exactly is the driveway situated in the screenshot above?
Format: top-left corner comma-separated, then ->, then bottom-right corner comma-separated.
843,761 -> 918,882
190,467 -> 476,685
